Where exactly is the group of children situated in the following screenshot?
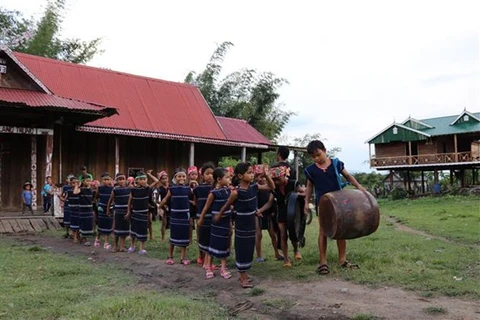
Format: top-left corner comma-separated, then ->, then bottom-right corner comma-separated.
55,141 -> 365,288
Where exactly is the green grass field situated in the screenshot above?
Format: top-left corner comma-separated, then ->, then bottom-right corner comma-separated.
1,195 -> 478,320
0,241 -> 227,319
378,195 -> 480,245
142,195 -> 479,299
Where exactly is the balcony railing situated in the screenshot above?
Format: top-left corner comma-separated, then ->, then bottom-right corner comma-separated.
370,152 -> 477,167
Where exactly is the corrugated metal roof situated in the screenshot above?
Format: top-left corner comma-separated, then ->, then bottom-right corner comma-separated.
14,52 -> 227,141
0,87 -> 116,115
217,116 -> 271,145
421,112 -> 480,136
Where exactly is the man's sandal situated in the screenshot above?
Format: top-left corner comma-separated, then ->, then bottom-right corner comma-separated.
341,261 -> 359,269
316,264 -> 330,275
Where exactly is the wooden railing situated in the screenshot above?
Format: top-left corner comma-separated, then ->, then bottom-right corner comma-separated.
370,152 -> 477,167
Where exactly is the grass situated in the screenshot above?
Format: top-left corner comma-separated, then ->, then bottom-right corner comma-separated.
0,240 -> 227,319
378,195 -> 480,245
26,195 -> 480,302
423,306 -> 448,315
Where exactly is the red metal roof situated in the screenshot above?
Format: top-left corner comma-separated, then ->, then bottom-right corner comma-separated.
15,52 -> 226,140
217,116 -> 271,145
0,87 -> 115,115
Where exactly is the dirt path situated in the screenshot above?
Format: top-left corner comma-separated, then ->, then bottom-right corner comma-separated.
384,216 -> 454,243
9,234 -> 479,320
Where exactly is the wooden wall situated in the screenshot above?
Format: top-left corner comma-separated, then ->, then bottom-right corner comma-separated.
417,139 -> 437,155
375,142 -> 406,158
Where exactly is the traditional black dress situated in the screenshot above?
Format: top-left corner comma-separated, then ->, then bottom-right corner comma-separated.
193,183 -> 213,253
169,184 -> 192,247
62,185 -> 73,226
78,188 -> 94,237
113,186 -> 130,237
208,187 -> 231,259
234,184 -> 258,272
68,189 -> 79,231
130,186 -> 151,242
97,185 -> 114,235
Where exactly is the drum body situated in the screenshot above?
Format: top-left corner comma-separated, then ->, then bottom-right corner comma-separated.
318,189 -> 379,239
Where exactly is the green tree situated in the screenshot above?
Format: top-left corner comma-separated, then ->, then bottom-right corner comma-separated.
185,42 -> 293,141
0,0 -> 102,64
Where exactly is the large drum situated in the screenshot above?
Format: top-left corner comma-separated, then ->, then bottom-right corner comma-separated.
286,192 -> 306,246
318,189 -> 380,240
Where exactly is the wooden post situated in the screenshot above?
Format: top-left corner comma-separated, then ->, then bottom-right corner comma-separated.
45,134 -> 53,179
241,147 -> 246,162
31,136 -> 38,211
293,150 -> 299,180
115,136 -> 120,175
434,169 -> 439,184
454,134 -> 458,162
58,128 -> 62,182
189,143 -> 195,166
408,141 -> 412,165
257,152 -> 263,164
368,144 -> 372,167
450,169 -> 454,185
421,171 -> 425,193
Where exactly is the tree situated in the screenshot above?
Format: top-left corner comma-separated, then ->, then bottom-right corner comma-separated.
0,0 -> 102,64
185,42 -> 293,141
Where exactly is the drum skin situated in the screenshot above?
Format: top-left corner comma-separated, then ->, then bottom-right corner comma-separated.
318,189 -> 380,240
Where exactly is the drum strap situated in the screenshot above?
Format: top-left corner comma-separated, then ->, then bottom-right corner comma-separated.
332,158 -> 349,189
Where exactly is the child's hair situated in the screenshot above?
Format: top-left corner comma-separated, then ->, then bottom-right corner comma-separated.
135,171 -> 147,179
213,168 -> 227,186
277,146 -> 290,161
306,140 -> 326,155
115,173 -> 126,179
46,176 -> 52,180
101,172 -> 111,179
175,167 -> 186,175
234,162 -> 251,177
200,162 -> 215,176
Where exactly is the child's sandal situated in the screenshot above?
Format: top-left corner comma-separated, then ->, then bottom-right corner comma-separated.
166,257 -> 174,265
220,268 -> 232,279
205,269 -> 215,279
340,261 -> 359,269
180,259 -> 191,266
316,264 -> 330,275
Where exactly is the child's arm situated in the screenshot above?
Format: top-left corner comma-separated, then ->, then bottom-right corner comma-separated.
304,180 -> 314,216
22,191 -> 26,204
147,170 -> 159,188
125,193 -> 133,220
258,167 -> 275,191
257,192 -> 275,217
73,181 -> 81,195
106,190 -> 114,216
197,193 -> 214,227
341,168 -> 366,191
215,190 -> 238,222
158,190 -> 172,209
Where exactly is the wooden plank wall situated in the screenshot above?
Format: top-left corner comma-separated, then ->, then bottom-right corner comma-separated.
375,142 -> 406,158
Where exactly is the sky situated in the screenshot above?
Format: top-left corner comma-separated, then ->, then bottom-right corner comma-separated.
2,0 -> 479,172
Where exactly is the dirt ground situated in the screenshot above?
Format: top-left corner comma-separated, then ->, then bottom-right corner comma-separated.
8,234 -> 479,320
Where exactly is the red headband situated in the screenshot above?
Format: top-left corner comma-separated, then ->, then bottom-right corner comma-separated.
188,166 -> 198,175
158,170 -> 168,178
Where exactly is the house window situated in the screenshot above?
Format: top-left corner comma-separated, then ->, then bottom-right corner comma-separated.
392,127 -> 398,135
463,115 -> 469,121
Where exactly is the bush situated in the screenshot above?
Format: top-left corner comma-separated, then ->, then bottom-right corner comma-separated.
390,187 -> 408,200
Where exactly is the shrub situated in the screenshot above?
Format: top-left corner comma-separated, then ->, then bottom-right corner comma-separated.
390,187 -> 408,200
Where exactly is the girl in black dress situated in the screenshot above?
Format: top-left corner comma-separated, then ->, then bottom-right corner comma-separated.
107,173 -> 130,252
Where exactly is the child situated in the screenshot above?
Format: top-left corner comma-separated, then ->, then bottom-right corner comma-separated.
254,171 -> 282,262
270,164 -> 304,268
198,168 -> 232,279
60,174 -> 75,238
188,165 -> 198,244
68,177 -> 80,243
155,170 -> 170,241
94,173 -> 114,249
22,182 -> 34,215
74,174 -> 95,246
158,168 -> 192,265
125,171 -> 155,254
107,173 -> 130,252
146,170 -> 159,240
217,163 -> 275,288
41,176 -> 54,215
304,140 -> 365,275
193,162 -> 215,267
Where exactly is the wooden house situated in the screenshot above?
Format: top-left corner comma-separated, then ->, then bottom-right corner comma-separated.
0,45 -> 273,211
366,111 -> 480,191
